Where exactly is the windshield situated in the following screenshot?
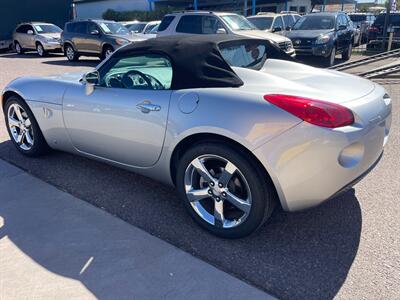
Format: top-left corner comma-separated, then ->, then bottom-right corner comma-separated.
34,24 -> 62,34
149,24 -> 159,34
98,22 -> 129,35
221,14 -> 257,31
292,15 -> 335,30
127,23 -> 146,33
248,17 -> 273,30
144,23 -> 159,33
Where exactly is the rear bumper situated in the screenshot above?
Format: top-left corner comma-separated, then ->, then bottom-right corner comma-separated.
253,100 -> 391,212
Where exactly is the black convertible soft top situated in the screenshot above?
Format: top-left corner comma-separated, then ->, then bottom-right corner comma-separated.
114,35 -> 293,90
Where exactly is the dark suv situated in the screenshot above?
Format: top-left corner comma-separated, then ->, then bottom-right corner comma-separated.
367,12 -> 400,50
61,19 -> 144,61
285,12 -> 354,66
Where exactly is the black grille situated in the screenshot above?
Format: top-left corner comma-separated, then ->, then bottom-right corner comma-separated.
278,41 -> 293,52
292,38 -> 314,49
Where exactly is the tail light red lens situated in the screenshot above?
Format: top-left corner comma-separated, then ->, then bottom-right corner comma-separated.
264,94 -> 354,128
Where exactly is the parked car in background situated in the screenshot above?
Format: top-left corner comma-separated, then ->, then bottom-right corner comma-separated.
124,20 -> 161,35
367,12 -> 400,42
348,13 -> 375,43
349,20 -> 362,46
286,12 -> 354,66
2,35 -> 391,238
157,11 -> 296,57
123,21 -> 147,33
13,22 -> 62,57
247,12 -> 301,34
61,19 -> 144,61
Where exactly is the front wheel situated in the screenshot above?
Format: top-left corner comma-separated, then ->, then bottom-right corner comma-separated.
4,96 -> 50,156
36,43 -> 47,57
323,46 -> 336,67
15,41 -> 24,54
101,45 -> 114,60
342,43 -> 352,61
176,143 -> 276,238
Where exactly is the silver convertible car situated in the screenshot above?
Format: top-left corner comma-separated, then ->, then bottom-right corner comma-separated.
1,35 -> 392,238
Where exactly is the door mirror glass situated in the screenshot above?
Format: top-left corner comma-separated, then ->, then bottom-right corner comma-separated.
216,28 -> 227,34
27,30 -> 34,35
84,71 -> 100,84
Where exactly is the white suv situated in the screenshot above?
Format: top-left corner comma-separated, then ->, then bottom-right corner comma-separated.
157,11 -> 296,57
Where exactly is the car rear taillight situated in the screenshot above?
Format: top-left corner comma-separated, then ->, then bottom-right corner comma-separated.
264,94 -> 354,128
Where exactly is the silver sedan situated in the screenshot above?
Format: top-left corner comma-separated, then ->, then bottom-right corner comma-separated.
1,36 -> 392,238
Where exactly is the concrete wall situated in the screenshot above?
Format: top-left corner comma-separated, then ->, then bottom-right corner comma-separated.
75,0 -> 150,19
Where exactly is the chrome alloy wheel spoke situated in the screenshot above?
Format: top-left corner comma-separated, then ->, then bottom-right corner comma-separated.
191,158 -> 216,184
8,116 -> 20,129
224,191 -> 251,214
7,103 -> 34,151
185,154 -> 252,229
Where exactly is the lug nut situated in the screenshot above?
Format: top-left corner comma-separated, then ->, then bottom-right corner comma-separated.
210,182 -> 215,187
216,197 -> 220,201
218,183 -> 223,188
208,189 -> 213,195
222,192 -> 227,197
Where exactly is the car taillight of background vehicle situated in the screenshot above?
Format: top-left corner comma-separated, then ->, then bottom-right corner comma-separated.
264,94 -> 354,128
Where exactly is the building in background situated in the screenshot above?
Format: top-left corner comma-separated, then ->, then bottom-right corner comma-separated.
0,0 -> 72,50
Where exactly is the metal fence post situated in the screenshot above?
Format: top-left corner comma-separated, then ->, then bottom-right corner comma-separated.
252,0 -> 256,15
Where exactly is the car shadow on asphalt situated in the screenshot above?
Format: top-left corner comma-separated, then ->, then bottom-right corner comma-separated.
42,59 -> 99,68
0,140 -> 361,300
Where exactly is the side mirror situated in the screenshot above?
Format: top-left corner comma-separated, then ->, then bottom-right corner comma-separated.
83,71 -> 100,95
27,30 -> 34,35
216,28 -> 227,34
90,29 -> 100,35
272,27 -> 282,32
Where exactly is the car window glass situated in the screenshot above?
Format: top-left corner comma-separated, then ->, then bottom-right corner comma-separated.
88,23 -> 99,34
248,17 -> 273,30
26,25 -> 34,33
127,23 -> 146,33
100,54 -> 173,90
75,22 -> 87,34
292,16 -> 335,30
273,17 -> 284,29
202,16 -> 224,34
176,15 -> 202,34
219,41 -> 267,70
34,24 -> 62,33
282,15 -> 294,28
159,16 -> 175,31
16,25 -> 27,33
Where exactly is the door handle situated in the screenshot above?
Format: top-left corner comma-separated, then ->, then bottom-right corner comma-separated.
136,100 -> 161,113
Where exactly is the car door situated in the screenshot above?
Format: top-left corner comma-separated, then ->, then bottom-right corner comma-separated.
25,25 -> 36,49
85,22 -> 103,53
72,22 -> 89,52
336,15 -> 346,50
62,53 -> 173,167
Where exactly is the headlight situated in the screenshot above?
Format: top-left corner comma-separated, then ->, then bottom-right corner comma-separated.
115,38 -> 129,46
316,35 -> 331,44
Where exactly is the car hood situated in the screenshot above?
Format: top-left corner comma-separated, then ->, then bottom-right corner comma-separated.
234,59 -> 375,103
233,29 -> 290,43
285,29 -> 333,39
40,33 -> 61,39
109,33 -> 146,42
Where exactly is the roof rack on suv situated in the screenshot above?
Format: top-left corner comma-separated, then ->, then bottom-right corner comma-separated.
256,12 -> 277,15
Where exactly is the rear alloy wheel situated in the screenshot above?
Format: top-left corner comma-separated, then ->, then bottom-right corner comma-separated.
342,43 -> 352,61
36,43 -> 46,57
15,41 -> 23,54
176,143 -> 276,238
4,96 -> 50,156
65,44 -> 78,61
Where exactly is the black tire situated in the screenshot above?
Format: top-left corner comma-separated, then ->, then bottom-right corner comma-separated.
342,42 -> 352,61
176,142 -> 276,238
36,42 -> 47,57
14,41 -> 24,54
4,95 -> 50,156
65,44 -> 79,61
101,45 -> 114,60
323,45 -> 336,67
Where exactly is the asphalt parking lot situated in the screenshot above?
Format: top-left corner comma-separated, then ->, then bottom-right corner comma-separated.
0,52 -> 399,300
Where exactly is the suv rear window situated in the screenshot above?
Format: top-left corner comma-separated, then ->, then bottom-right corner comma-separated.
176,15 -> 203,34
159,16 -> 175,32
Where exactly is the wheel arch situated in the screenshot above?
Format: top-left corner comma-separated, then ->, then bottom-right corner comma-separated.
169,132 -> 281,208
2,90 -> 26,111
